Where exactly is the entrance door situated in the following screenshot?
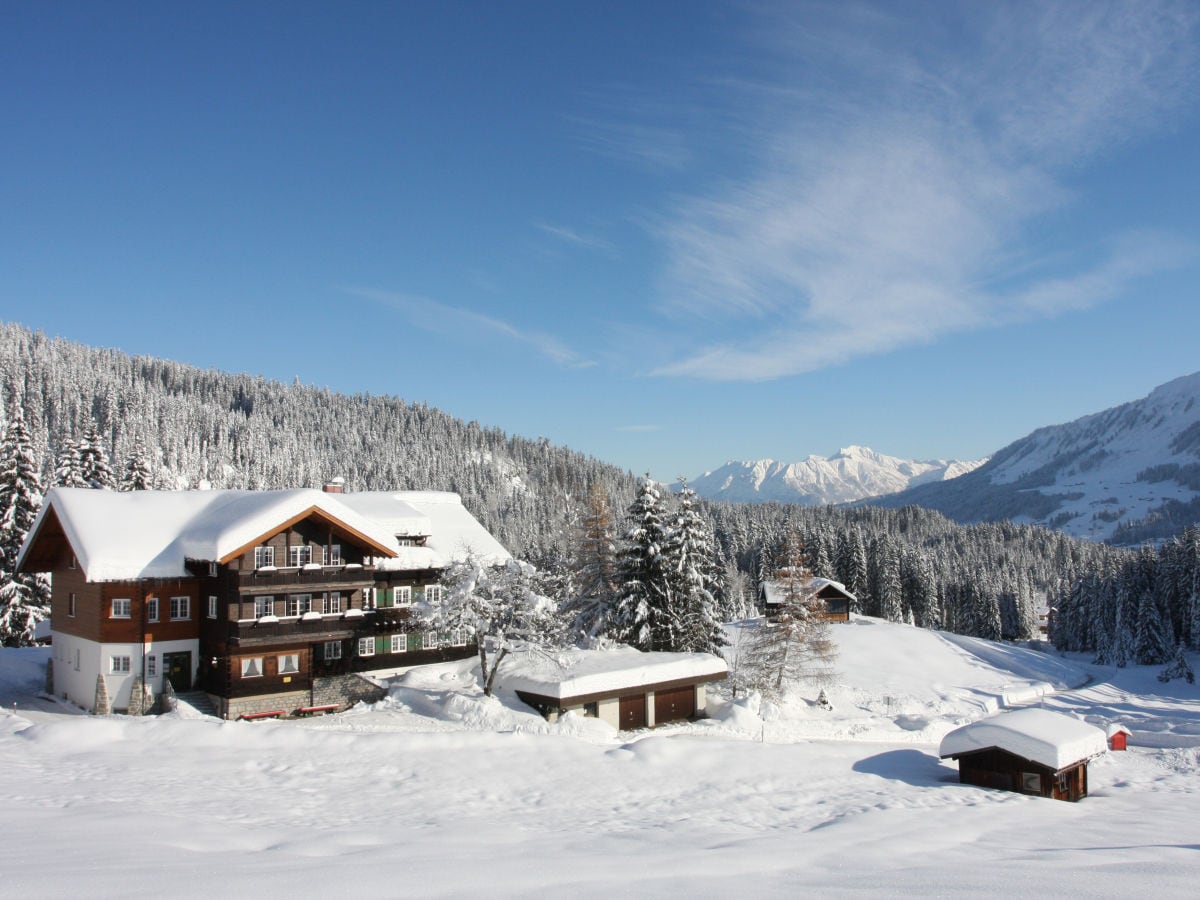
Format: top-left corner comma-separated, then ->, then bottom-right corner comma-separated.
163,651 -> 192,692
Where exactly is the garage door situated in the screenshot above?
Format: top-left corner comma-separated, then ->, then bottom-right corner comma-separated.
619,693 -> 647,729
653,686 -> 695,724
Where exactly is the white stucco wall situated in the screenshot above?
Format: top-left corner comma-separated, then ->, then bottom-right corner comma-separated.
51,633 -> 199,712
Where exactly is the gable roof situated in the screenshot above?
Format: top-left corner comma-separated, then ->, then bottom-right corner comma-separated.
762,576 -> 856,605
337,491 -> 512,567
939,708 -> 1107,771
17,487 -> 399,582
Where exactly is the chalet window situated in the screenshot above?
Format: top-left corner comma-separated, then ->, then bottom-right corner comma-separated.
240,657 -> 263,678
323,641 -> 342,660
390,634 -> 408,654
146,597 -> 159,622
69,555 -> 77,570
421,631 -> 439,651
254,546 -> 274,569
147,655 -> 157,677
111,598 -> 131,619
110,655 -> 131,674
323,592 -> 342,615
449,629 -> 468,647
278,654 -> 299,675
254,595 -> 274,618
286,594 -> 312,617
208,562 -> 218,577
170,596 -> 190,620
207,596 -> 219,619
397,537 -> 417,547
68,593 -> 77,617
323,544 -> 342,566
357,637 -> 376,657
394,586 -> 412,606
425,585 -> 443,605
288,545 -> 312,567
362,587 -> 375,608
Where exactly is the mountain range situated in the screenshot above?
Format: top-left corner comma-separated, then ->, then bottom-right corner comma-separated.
687,447 -> 987,506
872,372 -> 1200,544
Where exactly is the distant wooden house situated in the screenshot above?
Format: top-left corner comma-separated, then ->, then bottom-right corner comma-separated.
760,577 -> 853,623
503,648 -> 728,730
939,708 -> 1107,802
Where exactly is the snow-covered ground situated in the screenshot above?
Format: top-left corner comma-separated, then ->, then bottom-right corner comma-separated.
1,620 -> 1197,896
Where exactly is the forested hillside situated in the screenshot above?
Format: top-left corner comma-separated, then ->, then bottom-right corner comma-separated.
7,320 -> 1195,664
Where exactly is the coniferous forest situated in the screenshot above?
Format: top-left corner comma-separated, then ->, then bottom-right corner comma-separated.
1,321 -> 1197,668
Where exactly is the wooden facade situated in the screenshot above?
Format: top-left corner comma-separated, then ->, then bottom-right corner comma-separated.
947,747 -> 1090,802
23,496 -> 476,719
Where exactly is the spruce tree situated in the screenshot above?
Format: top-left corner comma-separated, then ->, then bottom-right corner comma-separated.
667,480 -> 726,655
120,436 -> 155,491
79,424 -> 115,489
54,437 -> 88,488
613,476 -> 674,651
0,409 -> 49,646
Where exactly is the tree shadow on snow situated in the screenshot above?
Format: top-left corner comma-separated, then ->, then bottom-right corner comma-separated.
852,749 -> 956,787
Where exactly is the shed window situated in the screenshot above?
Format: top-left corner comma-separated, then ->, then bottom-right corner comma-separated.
1021,772 -> 1042,793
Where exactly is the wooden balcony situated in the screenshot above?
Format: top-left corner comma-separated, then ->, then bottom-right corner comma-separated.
237,566 -> 375,593
222,614 -> 361,647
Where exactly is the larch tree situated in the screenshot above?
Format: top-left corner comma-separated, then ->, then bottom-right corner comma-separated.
744,532 -> 837,701
564,482 -> 620,643
0,408 -> 49,646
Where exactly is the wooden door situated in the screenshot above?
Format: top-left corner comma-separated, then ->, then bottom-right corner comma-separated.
619,693 -> 646,729
163,651 -> 192,692
653,686 -> 695,724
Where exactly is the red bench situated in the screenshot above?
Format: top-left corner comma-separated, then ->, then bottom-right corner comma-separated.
296,704 -> 340,716
239,709 -> 286,721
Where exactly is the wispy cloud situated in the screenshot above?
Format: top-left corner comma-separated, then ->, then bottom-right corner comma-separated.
536,222 -> 614,255
345,288 -> 595,370
650,1 -> 1199,380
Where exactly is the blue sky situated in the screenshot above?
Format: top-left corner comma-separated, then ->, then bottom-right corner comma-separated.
3,1 -> 1199,482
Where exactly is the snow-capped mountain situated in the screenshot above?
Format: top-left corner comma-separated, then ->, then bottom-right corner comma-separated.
687,445 -> 987,506
874,372 -> 1200,544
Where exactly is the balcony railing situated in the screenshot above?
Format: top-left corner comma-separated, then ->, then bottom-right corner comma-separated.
222,615 -> 360,646
237,566 -> 375,592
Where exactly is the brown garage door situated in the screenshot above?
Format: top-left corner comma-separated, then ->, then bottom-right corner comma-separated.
653,686 -> 695,724
619,693 -> 647,729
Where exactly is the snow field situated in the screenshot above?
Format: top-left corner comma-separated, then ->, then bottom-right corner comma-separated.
1,619 -> 1198,896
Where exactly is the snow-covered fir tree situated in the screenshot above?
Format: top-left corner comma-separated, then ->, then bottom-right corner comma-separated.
120,436 -> 155,491
53,437 -> 88,488
79,424 -> 115,489
665,480 -> 725,655
613,476 -> 675,652
0,408 -> 49,645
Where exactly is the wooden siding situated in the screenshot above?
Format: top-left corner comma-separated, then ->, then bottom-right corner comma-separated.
951,747 -> 1090,802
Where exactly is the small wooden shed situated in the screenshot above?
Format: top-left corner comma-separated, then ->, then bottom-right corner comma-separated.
1107,723 -> 1132,751
939,708 -> 1108,802
503,648 -> 728,730
761,577 -> 854,623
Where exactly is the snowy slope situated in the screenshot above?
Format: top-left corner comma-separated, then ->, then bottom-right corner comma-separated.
0,621 -> 1197,896
875,371 -> 1200,543
688,445 -> 986,505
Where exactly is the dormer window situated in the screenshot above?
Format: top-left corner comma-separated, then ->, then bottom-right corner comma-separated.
254,546 -> 275,569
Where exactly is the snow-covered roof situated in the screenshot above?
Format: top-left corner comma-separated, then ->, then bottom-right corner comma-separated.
763,576 -> 856,604
338,491 -> 512,567
1106,723 -> 1133,738
501,647 -> 727,701
18,486 -> 512,582
939,708 -> 1107,771
18,487 -> 402,582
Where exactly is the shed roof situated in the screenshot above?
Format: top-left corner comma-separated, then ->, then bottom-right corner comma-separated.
939,708 -> 1107,771
502,647 -> 728,701
762,576 -> 856,605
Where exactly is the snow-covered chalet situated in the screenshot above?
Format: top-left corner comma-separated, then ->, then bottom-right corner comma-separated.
16,484 -> 511,719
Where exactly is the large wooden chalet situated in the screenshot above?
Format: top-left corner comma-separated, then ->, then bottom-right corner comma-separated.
16,484 -> 511,720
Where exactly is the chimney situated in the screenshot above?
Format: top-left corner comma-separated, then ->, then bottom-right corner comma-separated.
322,477 -> 346,494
